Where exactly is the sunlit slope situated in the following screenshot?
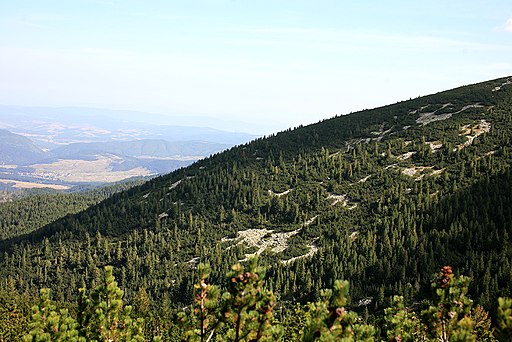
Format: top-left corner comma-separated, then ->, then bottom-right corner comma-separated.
1,76 -> 511,308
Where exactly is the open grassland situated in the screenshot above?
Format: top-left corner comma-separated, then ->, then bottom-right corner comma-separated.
31,155 -> 154,183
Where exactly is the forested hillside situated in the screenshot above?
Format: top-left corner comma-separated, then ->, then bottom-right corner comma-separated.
1,77 -> 512,339
0,180 -> 144,241
0,129 -> 46,165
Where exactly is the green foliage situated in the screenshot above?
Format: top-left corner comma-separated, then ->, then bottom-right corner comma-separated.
221,259 -> 282,341
384,296 -> 426,341
497,297 -> 512,341
0,283 -> 31,341
469,305 -> 495,341
16,261 -> 512,341
0,192 -> 100,240
0,179 -> 142,241
180,258 -> 282,341
24,288 -> 81,341
302,280 -> 376,341
178,262 -> 221,341
421,266 -> 476,341
280,303 -> 309,341
2,77 -> 512,340
77,265 -> 145,341
24,266 -> 145,342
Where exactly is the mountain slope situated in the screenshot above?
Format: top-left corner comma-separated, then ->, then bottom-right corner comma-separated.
0,129 -> 47,165
0,180 -> 144,241
1,76 -> 511,309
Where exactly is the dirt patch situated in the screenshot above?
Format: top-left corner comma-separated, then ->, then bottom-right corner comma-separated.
31,155 -> 154,183
431,169 -> 445,176
371,126 -> 393,142
350,231 -> 358,241
268,189 -> 292,197
397,152 -> 416,161
402,166 -> 430,177
230,228 -> 302,261
222,214 -> 320,262
492,78 -> 512,92
352,175 -> 371,184
425,141 -> 443,152
169,179 -> 183,190
326,193 -> 357,209
304,215 -> 318,226
456,120 -> 491,150
409,105 -> 430,115
402,166 -> 444,180
0,179 -> 70,190
327,193 -> 348,206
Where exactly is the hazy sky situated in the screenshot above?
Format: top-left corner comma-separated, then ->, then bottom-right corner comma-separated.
1,1 -> 511,134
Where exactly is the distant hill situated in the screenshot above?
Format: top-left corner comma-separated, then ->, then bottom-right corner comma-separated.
0,129 -> 47,165
0,136 -> 231,189
51,139 -> 230,159
0,113 -> 244,188
0,106 -> 258,149
0,106 -> 256,189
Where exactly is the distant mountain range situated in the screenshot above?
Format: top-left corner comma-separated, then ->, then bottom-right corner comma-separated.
0,107 -> 257,190
51,139 -> 230,160
0,106 -> 257,149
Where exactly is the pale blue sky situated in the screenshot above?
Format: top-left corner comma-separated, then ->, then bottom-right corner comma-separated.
1,1 -> 511,133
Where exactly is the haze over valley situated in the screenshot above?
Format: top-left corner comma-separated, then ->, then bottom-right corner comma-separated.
0,106 -> 256,191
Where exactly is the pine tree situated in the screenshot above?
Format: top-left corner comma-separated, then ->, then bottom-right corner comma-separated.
221,258 -> 282,341
384,296 -> 426,342
421,266 -> 476,341
497,297 -> 512,341
302,279 -> 376,341
179,262 -> 221,342
24,288 -> 82,342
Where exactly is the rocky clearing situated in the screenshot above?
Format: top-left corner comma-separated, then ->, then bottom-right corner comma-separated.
222,215 -> 320,263
456,120 -> 491,151
415,104 -> 484,125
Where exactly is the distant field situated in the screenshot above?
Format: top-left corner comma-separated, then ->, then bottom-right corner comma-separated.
31,155 -> 155,183
0,179 -> 71,190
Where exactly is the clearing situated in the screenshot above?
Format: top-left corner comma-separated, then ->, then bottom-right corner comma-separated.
456,120 -> 491,150
402,166 -> 444,180
222,215 -> 319,262
415,104 -> 484,125
31,155 -> 154,183
0,179 -> 70,190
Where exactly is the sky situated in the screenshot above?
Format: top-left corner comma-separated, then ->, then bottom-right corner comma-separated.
0,1 -> 511,134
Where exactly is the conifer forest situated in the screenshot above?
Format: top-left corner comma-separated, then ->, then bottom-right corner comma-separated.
2,77 -> 512,340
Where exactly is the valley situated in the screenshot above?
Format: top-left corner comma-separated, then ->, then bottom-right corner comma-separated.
29,155 -> 153,183
0,107 -> 256,191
